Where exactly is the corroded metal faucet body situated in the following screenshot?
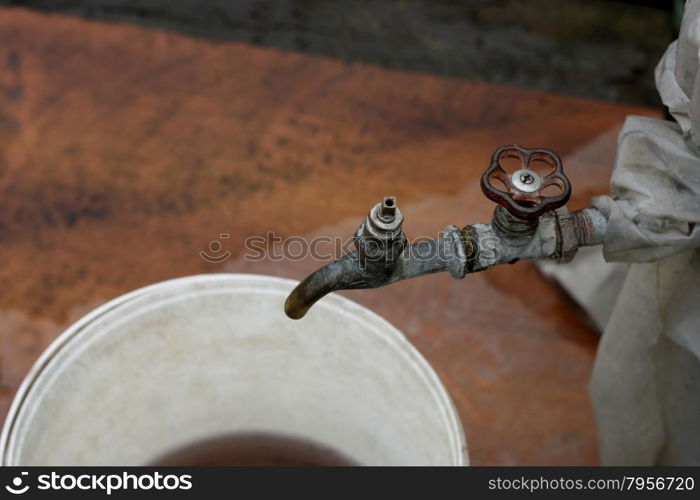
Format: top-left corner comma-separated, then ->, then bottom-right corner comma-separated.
284,145 -> 608,319
354,196 -> 407,276
284,197 -> 469,319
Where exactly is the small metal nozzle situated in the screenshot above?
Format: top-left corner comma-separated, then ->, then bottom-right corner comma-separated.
379,196 -> 397,221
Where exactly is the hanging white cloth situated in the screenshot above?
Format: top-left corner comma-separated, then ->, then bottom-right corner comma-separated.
544,0 -> 700,464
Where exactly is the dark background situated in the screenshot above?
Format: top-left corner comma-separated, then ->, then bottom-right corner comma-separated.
0,0 -> 678,106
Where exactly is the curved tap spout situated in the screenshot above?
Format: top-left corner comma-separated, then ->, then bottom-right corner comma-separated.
284,252 -> 368,319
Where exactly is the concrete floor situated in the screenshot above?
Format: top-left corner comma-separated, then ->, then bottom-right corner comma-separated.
0,0 -> 675,106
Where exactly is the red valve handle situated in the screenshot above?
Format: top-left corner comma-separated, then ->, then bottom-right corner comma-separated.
480,145 -> 571,220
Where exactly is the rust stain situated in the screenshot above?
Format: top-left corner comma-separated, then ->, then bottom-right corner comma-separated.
0,8 -> 657,322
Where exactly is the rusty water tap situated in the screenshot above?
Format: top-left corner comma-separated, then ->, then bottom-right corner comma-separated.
284,145 -> 607,319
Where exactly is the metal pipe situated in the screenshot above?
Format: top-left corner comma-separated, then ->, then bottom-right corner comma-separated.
284,200 -> 608,320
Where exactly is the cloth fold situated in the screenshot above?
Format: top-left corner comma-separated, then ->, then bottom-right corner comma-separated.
544,0 -> 700,464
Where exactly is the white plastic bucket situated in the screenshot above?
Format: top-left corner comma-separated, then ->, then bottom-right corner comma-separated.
0,274 -> 466,465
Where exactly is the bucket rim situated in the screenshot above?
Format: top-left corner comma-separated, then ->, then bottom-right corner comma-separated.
0,273 -> 467,466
